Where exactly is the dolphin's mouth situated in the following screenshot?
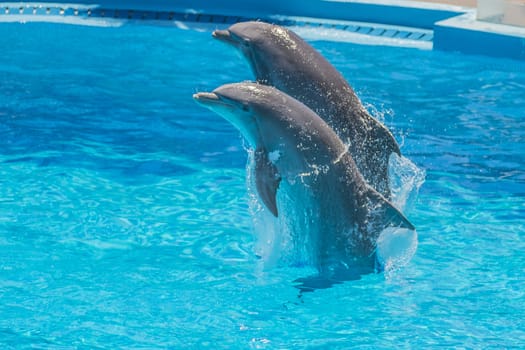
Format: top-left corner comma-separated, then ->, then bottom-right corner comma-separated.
193,92 -> 236,109
212,29 -> 239,46
213,29 -> 264,83
193,92 -> 220,103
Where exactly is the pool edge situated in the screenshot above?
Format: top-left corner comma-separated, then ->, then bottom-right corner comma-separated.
1,1 -> 524,60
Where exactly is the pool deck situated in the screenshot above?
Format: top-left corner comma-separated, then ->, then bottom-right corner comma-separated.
0,0 -> 523,60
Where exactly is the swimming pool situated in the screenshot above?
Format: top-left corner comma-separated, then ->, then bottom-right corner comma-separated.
1,20 -> 524,348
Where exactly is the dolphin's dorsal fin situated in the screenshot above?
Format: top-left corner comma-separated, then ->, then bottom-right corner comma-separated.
348,111 -> 401,200
367,116 -> 401,157
254,147 -> 281,217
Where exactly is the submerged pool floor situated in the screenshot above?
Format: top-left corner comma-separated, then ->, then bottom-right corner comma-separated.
0,22 -> 524,348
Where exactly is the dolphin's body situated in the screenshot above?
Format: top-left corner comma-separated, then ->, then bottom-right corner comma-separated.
213,21 -> 400,199
193,82 -> 413,272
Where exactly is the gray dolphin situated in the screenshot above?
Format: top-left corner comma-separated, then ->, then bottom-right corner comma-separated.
213,21 -> 400,199
193,82 -> 413,270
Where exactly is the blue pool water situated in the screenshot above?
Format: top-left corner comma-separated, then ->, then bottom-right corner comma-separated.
1,22 -> 524,348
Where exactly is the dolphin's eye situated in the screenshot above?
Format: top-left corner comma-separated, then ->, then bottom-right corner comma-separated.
242,103 -> 250,112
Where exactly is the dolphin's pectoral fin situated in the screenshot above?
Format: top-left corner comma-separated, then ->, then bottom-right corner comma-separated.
255,147 -> 281,217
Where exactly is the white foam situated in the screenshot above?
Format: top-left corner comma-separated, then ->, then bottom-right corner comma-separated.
376,226 -> 418,274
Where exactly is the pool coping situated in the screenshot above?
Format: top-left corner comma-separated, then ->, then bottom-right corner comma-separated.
1,1 -> 524,60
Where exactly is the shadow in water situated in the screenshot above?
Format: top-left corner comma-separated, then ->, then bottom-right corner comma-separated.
292,263 -> 378,293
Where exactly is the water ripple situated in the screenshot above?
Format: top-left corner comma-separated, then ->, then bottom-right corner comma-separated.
0,22 -> 524,349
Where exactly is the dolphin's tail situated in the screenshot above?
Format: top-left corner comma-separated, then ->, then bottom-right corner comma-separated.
358,186 -> 415,254
370,189 -> 414,230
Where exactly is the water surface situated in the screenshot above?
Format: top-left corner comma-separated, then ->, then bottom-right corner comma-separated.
0,22 -> 524,348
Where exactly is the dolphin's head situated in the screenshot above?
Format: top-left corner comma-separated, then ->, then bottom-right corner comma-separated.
193,83 -> 263,148
193,82 -> 291,148
194,82 -> 340,175
193,82 -> 303,151
213,21 -> 301,84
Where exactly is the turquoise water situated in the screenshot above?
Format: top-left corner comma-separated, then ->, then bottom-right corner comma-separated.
1,22 -> 524,348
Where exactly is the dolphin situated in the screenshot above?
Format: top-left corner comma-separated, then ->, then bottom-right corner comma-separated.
213,21 -> 400,199
193,82 -> 414,271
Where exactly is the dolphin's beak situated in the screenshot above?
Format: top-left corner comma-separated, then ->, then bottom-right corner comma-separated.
193,92 -> 234,109
193,88 -> 258,148
193,92 -> 220,104
212,29 -> 238,46
193,91 -> 240,110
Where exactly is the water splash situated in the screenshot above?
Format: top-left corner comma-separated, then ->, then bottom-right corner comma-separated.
389,153 -> 426,212
372,153 -> 425,276
246,150 -> 316,271
245,150 -> 285,270
245,147 -> 425,275
376,227 -> 418,278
